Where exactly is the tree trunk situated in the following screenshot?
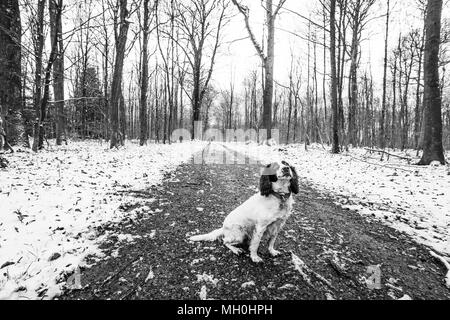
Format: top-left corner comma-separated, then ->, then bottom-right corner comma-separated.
323,10 -> 328,144
380,0 -> 390,149
110,0 -> 130,149
32,0 -> 45,150
415,21 -> 426,150
119,91 -> 126,144
330,0 -> 340,153
139,0 -> 150,146
49,0 -> 65,146
0,0 -> 29,148
419,0 -> 445,165
348,18 -> 359,147
32,0 -> 61,152
232,0 -> 285,141
191,56 -> 201,140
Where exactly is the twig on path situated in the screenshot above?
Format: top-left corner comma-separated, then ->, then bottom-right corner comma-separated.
119,266 -> 156,300
99,256 -> 141,290
327,258 -> 349,277
291,252 -> 335,290
429,251 -> 450,289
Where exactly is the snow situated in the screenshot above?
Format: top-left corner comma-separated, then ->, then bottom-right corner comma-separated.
429,251 -> 450,288
0,140 -> 204,300
241,281 -> 255,289
144,268 -> 155,283
224,142 -> 450,258
199,285 -> 208,300
196,273 -> 219,287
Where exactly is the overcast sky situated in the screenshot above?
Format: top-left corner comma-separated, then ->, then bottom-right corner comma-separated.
37,0 -> 450,100
211,0 -> 449,94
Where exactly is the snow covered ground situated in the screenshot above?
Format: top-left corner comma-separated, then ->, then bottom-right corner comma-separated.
0,140 -> 204,300
224,142 -> 450,258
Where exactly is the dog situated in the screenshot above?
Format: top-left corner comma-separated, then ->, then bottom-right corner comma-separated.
189,161 -> 299,263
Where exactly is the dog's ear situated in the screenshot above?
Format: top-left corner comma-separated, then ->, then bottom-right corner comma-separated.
289,166 -> 299,194
260,174 -> 273,197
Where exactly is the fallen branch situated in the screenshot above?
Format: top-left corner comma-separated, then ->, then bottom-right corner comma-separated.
343,153 -> 416,173
291,252 -> 335,290
364,148 -> 412,163
429,250 -> 450,289
99,256 -> 141,290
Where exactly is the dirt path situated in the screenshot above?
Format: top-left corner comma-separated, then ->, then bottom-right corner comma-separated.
61,144 -> 450,300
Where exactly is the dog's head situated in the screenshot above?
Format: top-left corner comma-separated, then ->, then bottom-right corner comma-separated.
259,161 -> 299,197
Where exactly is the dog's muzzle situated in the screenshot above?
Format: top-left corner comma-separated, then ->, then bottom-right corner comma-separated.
281,167 -> 291,177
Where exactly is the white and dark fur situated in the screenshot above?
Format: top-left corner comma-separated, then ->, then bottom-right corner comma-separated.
189,161 -> 299,263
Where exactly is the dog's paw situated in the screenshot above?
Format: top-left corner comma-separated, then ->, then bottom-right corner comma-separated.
231,247 -> 244,256
226,244 -> 244,255
269,249 -> 281,257
251,255 -> 263,263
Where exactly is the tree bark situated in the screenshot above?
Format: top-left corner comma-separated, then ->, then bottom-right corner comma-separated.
139,0 -> 150,146
263,0 -> 275,140
330,0 -> 340,153
391,38 -> 399,148
348,18 -> 359,147
419,0 -> 445,165
110,0 -> 130,149
232,0 -> 286,141
49,0 -> 65,146
32,0 -> 45,150
0,0 -> 29,148
380,0 -> 390,149
32,0 -> 62,152
415,17 -> 426,150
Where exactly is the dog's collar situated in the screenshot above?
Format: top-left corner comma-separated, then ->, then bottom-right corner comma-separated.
270,191 -> 291,202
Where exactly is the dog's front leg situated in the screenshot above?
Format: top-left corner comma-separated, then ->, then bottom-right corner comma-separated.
268,221 -> 285,257
249,226 -> 265,263
268,231 -> 281,257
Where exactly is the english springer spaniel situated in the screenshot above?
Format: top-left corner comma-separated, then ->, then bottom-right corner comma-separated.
189,161 -> 299,263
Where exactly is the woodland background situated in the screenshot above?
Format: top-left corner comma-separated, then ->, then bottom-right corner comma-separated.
0,0 -> 449,164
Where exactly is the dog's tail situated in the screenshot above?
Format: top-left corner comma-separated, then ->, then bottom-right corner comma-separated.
189,228 -> 223,242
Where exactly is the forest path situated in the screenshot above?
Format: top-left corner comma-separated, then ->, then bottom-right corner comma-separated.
61,144 -> 450,300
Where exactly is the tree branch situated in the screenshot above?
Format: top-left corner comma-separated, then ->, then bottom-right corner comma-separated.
231,0 -> 266,63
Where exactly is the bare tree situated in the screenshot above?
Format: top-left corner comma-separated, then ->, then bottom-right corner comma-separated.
49,0 -> 65,146
232,0 -> 286,140
330,0 -> 340,153
390,37 -> 400,148
31,0 -> 45,150
171,0 -> 229,140
346,0 -> 375,147
0,0 -> 29,148
139,0 -> 154,146
32,0 -> 63,152
414,1 -> 427,151
110,0 -> 130,149
419,0 -> 446,164
379,0 -> 390,149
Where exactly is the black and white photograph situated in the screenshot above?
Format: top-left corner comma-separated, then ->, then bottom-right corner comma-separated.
0,0 -> 449,307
